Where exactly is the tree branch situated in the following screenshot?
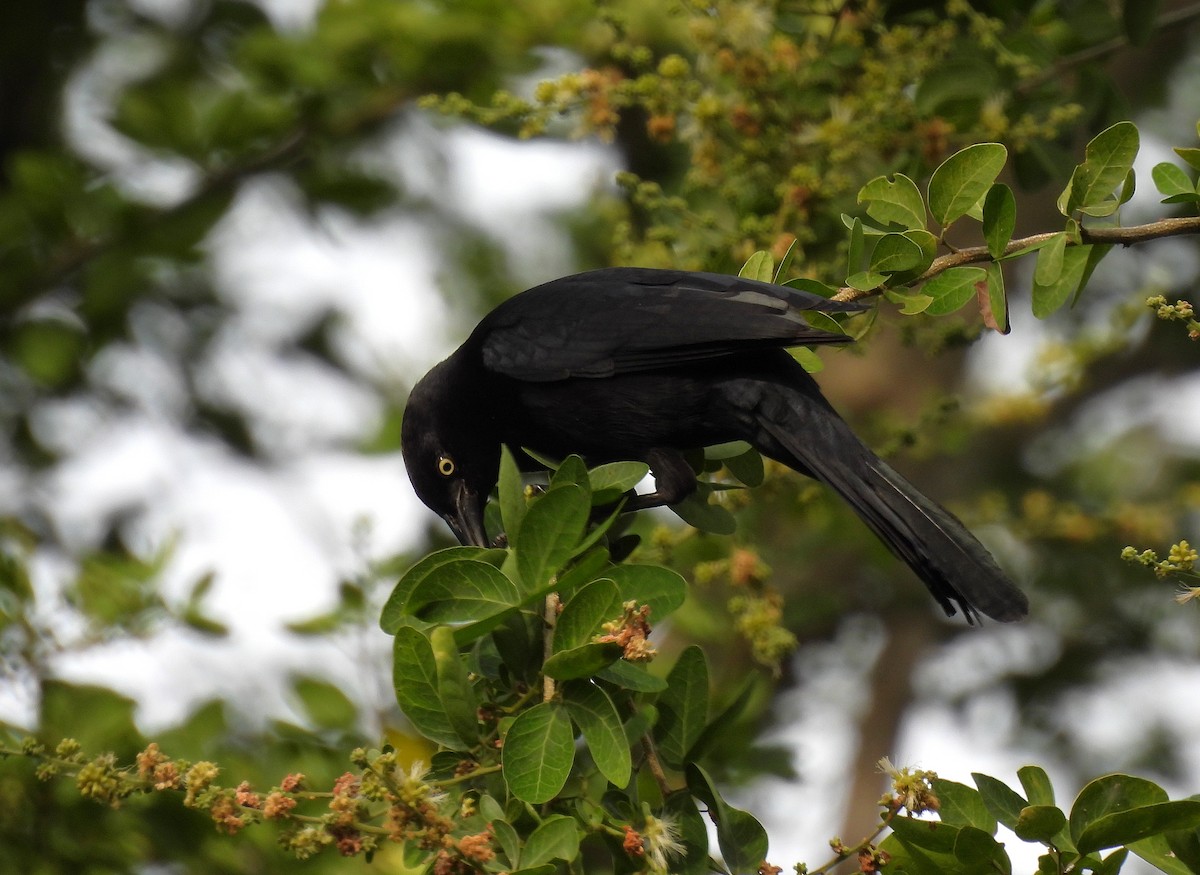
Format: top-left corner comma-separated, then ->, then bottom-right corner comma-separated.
830,215 -> 1200,303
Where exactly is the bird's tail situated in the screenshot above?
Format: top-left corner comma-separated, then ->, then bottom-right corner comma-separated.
755,386 -> 1028,623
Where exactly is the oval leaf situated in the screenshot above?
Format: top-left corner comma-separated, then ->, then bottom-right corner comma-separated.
554,578 -> 622,653
922,266 -> 986,316
393,626 -> 468,749
606,563 -> 688,620
563,681 -> 632,787
521,815 -> 581,868
983,183 -> 1016,259
383,547 -> 504,632
858,173 -> 927,230
502,702 -> 575,803
1077,801 -> 1200,857
1152,162 -> 1193,197
928,143 -> 1008,226
1015,804 -> 1068,843
655,645 -> 710,768
542,641 -> 624,680
408,559 -> 522,624
1058,121 -> 1140,216
515,484 -> 590,591
869,233 -> 925,274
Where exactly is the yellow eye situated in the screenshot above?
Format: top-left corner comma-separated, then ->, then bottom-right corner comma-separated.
437,456 -> 455,476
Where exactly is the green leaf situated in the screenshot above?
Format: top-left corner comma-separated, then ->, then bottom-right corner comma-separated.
972,772 -> 1028,831
1077,800 -> 1200,856
1165,825 -> 1200,873
564,681 -> 632,787
886,290 -> 935,315
551,455 -> 590,493
934,779 -> 997,833
983,262 -> 1009,334
1016,805 -> 1069,843
847,216 -> 865,278
588,461 -> 650,504
1070,774 -> 1168,849
1032,243 -> 1091,319
665,790 -> 711,875
492,818 -> 521,866
1130,834 -> 1196,875
983,183 -> 1016,259
774,237 -> 799,282
739,251 -> 774,283
686,764 -> 769,873
858,173 -> 927,230
1033,233 -> 1066,286
703,441 -> 753,460
784,277 -> 840,298
845,270 -> 888,291
953,825 -> 1009,871
553,546 -> 611,599
1074,243 -> 1113,308
503,702 -> 575,803
596,660 -> 668,691
922,266 -> 986,316
393,626 -> 468,749
515,484 -> 590,590
670,482 -> 737,535
291,676 -> 357,730
554,578 -> 622,652
655,646 -> 710,768
499,446 -> 527,545
928,143 -> 1008,226
1058,121 -> 1140,217
870,233 -> 925,274
521,815 -> 581,868
1119,168 -> 1137,207
723,447 -> 764,487
888,813 -> 961,853
543,641 -> 625,679
1152,162 -> 1194,197
1174,147 -> 1200,172
1019,766 -> 1057,807
407,559 -> 522,624
1096,848 -> 1130,875
606,564 -> 688,621
382,547 -> 505,632
791,346 -> 825,373
431,625 -> 478,746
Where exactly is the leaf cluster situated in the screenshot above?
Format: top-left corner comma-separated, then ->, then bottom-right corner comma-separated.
381,452 -> 770,874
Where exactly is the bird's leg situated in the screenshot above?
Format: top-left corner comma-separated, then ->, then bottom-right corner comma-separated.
623,447 -> 698,511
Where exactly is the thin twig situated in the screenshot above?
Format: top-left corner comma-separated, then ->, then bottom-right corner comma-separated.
830,215 -> 1200,303
543,592 -> 560,702
640,733 -> 672,797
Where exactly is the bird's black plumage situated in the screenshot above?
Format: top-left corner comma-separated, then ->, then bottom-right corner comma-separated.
401,267 -> 1028,623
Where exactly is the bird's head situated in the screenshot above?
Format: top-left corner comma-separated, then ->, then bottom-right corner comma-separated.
401,358 -> 498,547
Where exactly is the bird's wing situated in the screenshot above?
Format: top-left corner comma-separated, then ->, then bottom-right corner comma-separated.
475,268 -> 869,381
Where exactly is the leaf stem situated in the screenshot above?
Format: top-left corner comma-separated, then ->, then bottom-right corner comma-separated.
831,216 -> 1200,303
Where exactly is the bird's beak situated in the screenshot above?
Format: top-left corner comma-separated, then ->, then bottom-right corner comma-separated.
444,480 -> 488,547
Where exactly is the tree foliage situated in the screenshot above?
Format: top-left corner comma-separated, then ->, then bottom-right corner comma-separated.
2,0 -> 1200,873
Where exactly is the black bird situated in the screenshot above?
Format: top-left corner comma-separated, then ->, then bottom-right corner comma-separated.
401,268 -> 1028,623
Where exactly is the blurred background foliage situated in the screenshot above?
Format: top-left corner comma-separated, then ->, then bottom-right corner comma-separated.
1,0 -> 1199,871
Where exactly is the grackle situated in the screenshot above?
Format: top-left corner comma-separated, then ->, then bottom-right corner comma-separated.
401,268 -> 1028,623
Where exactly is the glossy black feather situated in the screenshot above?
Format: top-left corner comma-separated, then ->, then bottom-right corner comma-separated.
401,267 -> 1029,624
473,267 -> 867,381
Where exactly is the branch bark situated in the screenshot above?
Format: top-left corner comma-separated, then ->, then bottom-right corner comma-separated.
831,215 -> 1200,303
